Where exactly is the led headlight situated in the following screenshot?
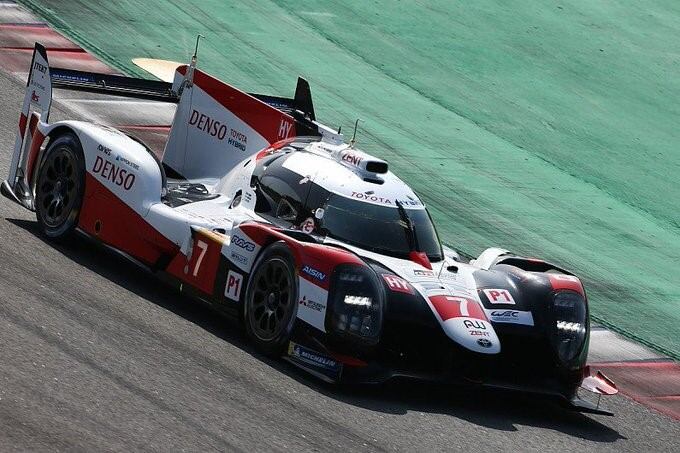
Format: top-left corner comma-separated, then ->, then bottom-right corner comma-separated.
327,264 -> 384,344
551,291 -> 587,364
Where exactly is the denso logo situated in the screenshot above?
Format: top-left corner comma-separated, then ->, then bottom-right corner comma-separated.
231,235 -> 255,252
92,155 -> 135,190
301,265 -> 326,282
189,109 -> 228,140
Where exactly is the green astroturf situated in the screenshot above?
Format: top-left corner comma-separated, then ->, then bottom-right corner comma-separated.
19,0 -> 680,359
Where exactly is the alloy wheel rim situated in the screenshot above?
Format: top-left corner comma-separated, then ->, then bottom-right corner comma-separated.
249,258 -> 294,341
38,146 -> 78,227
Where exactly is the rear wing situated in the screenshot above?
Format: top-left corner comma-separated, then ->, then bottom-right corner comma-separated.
3,42 -> 320,207
49,66 -> 316,121
50,67 -> 178,102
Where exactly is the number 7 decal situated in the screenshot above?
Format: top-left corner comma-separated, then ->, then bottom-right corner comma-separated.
193,240 -> 208,276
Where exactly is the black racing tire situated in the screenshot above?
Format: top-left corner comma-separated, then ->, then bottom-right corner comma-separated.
35,133 -> 85,240
243,241 -> 298,356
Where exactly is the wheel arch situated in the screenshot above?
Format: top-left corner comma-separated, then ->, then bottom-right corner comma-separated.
25,123 -> 80,197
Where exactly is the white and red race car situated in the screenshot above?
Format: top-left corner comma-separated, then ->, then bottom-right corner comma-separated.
3,44 -> 618,414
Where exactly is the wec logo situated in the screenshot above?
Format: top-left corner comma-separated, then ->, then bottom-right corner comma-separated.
491,310 -> 519,318
231,235 -> 255,252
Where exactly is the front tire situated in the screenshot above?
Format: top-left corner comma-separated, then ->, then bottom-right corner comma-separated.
244,241 -> 298,356
35,133 -> 85,240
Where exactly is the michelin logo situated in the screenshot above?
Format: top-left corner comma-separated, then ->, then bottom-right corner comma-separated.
288,342 -> 339,372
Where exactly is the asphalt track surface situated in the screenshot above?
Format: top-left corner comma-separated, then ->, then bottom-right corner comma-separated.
1,70 -> 679,452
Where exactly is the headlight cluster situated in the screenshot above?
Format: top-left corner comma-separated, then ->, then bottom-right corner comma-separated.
327,264 -> 384,344
551,291 -> 587,364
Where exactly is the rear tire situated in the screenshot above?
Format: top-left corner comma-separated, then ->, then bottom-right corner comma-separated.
244,242 -> 298,356
35,133 -> 85,240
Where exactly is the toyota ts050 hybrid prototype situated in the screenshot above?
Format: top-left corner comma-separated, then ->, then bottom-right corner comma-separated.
3,43 -> 618,414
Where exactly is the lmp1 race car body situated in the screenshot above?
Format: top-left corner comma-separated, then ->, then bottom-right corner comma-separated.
3,44 -> 617,414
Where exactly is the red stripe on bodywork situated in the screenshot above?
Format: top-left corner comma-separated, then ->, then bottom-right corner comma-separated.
548,274 -> 585,296
255,137 -> 297,160
25,115 -> 43,182
409,251 -> 432,270
239,223 -> 363,291
193,69 -> 297,144
78,173 -> 178,264
18,112 -> 27,137
27,113 -> 38,135
428,295 -> 486,321
166,231 -> 224,295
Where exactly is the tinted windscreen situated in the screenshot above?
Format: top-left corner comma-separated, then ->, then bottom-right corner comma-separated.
319,195 -> 442,260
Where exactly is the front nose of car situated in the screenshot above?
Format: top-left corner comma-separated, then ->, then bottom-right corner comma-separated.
427,294 -> 501,354
440,317 -> 500,354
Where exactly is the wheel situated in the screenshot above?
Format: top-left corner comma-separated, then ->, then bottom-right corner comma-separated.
244,241 -> 298,356
35,133 -> 85,240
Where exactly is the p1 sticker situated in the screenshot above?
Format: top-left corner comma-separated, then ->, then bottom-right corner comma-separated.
225,270 -> 243,302
483,288 -> 515,305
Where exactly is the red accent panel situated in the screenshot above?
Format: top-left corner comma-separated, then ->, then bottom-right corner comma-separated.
580,366 -> 618,395
330,352 -> 368,367
255,137 -> 297,161
428,295 -> 487,321
239,223 -> 363,291
409,251 -> 432,270
548,274 -> 585,296
193,69 -> 297,143
27,113 -> 38,135
166,232 -> 223,295
25,125 -> 44,183
78,173 -> 178,264
18,112 -> 27,137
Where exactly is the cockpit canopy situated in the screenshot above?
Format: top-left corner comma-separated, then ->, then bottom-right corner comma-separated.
251,138 -> 443,260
